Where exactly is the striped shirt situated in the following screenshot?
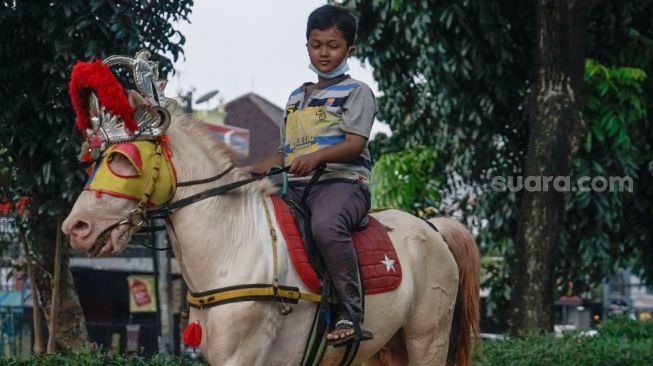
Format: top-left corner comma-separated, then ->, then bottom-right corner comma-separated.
280,75 -> 377,186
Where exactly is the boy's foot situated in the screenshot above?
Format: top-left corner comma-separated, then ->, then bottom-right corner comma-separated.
327,319 -> 356,342
327,311 -> 374,347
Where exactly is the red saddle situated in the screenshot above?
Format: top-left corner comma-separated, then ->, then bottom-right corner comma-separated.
270,195 -> 402,295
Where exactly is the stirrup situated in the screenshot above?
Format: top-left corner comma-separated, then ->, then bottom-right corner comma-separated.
328,303 -> 374,348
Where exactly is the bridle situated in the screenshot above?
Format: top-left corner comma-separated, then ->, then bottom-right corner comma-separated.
102,138 -> 289,231
145,163 -> 286,218
88,139 -> 289,254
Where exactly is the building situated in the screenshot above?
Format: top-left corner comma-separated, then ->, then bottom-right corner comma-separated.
223,93 -> 283,166
0,197 -> 31,359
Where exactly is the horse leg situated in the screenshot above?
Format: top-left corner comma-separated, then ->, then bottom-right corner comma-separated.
402,284 -> 457,365
374,330 -> 409,366
198,304 -> 278,365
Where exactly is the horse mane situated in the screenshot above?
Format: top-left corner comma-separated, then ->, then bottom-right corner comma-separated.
172,115 -> 277,195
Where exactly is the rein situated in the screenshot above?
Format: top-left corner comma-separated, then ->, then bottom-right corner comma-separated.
145,164 -> 289,218
176,164 -> 236,187
125,163 -> 288,250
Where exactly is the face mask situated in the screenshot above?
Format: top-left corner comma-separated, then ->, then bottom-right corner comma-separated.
309,48 -> 352,79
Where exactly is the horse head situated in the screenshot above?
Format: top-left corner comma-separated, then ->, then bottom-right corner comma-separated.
62,50 -> 177,256
62,139 -> 176,256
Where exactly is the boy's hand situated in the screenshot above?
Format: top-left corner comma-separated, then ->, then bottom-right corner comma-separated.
289,153 -> 323,176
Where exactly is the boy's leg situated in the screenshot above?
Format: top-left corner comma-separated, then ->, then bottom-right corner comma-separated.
303,180 -> 371,341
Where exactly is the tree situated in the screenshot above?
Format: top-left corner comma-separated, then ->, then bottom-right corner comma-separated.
510,0 -> 593,334
344,0 -> 653,334
559,60 -> 647,294
0,0 -> 192,351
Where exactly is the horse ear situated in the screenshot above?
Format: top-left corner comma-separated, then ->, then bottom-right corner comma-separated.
126,89 -> 147,108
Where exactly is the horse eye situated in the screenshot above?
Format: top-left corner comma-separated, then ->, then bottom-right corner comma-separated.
108,153 -> 140,178
109,154 -> 128,163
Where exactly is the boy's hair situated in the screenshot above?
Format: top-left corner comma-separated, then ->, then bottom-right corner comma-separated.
306,5 -> 357,47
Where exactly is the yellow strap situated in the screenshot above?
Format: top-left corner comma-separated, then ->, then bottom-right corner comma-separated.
136,142 -> 163,213
261,196 -> 279,288
187,286 -> 321,307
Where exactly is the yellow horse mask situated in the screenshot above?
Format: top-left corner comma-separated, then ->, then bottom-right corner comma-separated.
85,140 -> 176,206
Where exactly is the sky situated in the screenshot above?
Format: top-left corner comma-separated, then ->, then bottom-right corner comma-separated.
167,0 -> 391,136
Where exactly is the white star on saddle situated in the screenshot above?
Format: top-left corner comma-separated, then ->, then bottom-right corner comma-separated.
381,254 -> 396,273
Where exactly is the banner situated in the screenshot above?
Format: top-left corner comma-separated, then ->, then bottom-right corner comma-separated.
127,275 -> 157,313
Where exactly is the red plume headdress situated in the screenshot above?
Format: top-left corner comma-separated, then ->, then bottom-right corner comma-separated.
69,50 -> 176,161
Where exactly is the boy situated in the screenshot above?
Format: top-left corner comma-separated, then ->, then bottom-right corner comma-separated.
247,5 -> 377,346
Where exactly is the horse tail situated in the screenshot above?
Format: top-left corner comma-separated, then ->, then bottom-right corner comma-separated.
430,217 -> 480,366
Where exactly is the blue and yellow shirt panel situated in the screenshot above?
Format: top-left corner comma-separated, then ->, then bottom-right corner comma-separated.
280,76 -> 377,186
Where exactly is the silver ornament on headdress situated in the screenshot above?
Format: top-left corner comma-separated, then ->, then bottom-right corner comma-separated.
85,50 -> 177,155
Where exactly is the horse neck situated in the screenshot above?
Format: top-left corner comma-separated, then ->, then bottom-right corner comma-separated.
164,122 -> 274,292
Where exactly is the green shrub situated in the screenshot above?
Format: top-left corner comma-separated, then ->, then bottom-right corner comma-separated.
0,351 -> 205,366
475,318 -> 653,366
597,315 -> 653,340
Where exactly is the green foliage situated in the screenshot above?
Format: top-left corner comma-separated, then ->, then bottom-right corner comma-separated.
597,316 -> 653,339
347,0 -> 534,184
475,318 -> 653,366
0,0 -> 193,348
0,0 -> 192,219
583,59 -> 645,152
558,58 -> 647,291
371,146 -> 441,213
347,0 -> 534,315
0,351 -> 205,365
350,0 -> 653,319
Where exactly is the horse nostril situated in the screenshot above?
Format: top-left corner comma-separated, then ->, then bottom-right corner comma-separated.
70,220 -> 91,237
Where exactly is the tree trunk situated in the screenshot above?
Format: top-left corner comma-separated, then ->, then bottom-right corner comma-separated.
510,0 -> 592,336
34,222 -> 89,351
47,220 -> 63,353
19,230 -> 45,354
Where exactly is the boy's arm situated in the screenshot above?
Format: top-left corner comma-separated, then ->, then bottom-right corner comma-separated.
244,152 -> 284,175
289,132 -> 367,176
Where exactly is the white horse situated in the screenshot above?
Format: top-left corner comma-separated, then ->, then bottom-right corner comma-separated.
62,116 -> 480,366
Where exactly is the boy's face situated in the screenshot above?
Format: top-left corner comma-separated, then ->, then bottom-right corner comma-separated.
307,26 -> 353,74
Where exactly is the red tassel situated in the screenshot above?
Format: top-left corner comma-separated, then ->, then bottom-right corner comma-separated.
183,321 -> 202,348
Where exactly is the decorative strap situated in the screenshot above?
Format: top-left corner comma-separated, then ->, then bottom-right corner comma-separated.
121,142 -> 164,227
187,284 -> 320,309
261,195 -> 280,290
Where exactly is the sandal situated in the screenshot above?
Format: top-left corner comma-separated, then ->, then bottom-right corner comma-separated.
327,304 -> 374,348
